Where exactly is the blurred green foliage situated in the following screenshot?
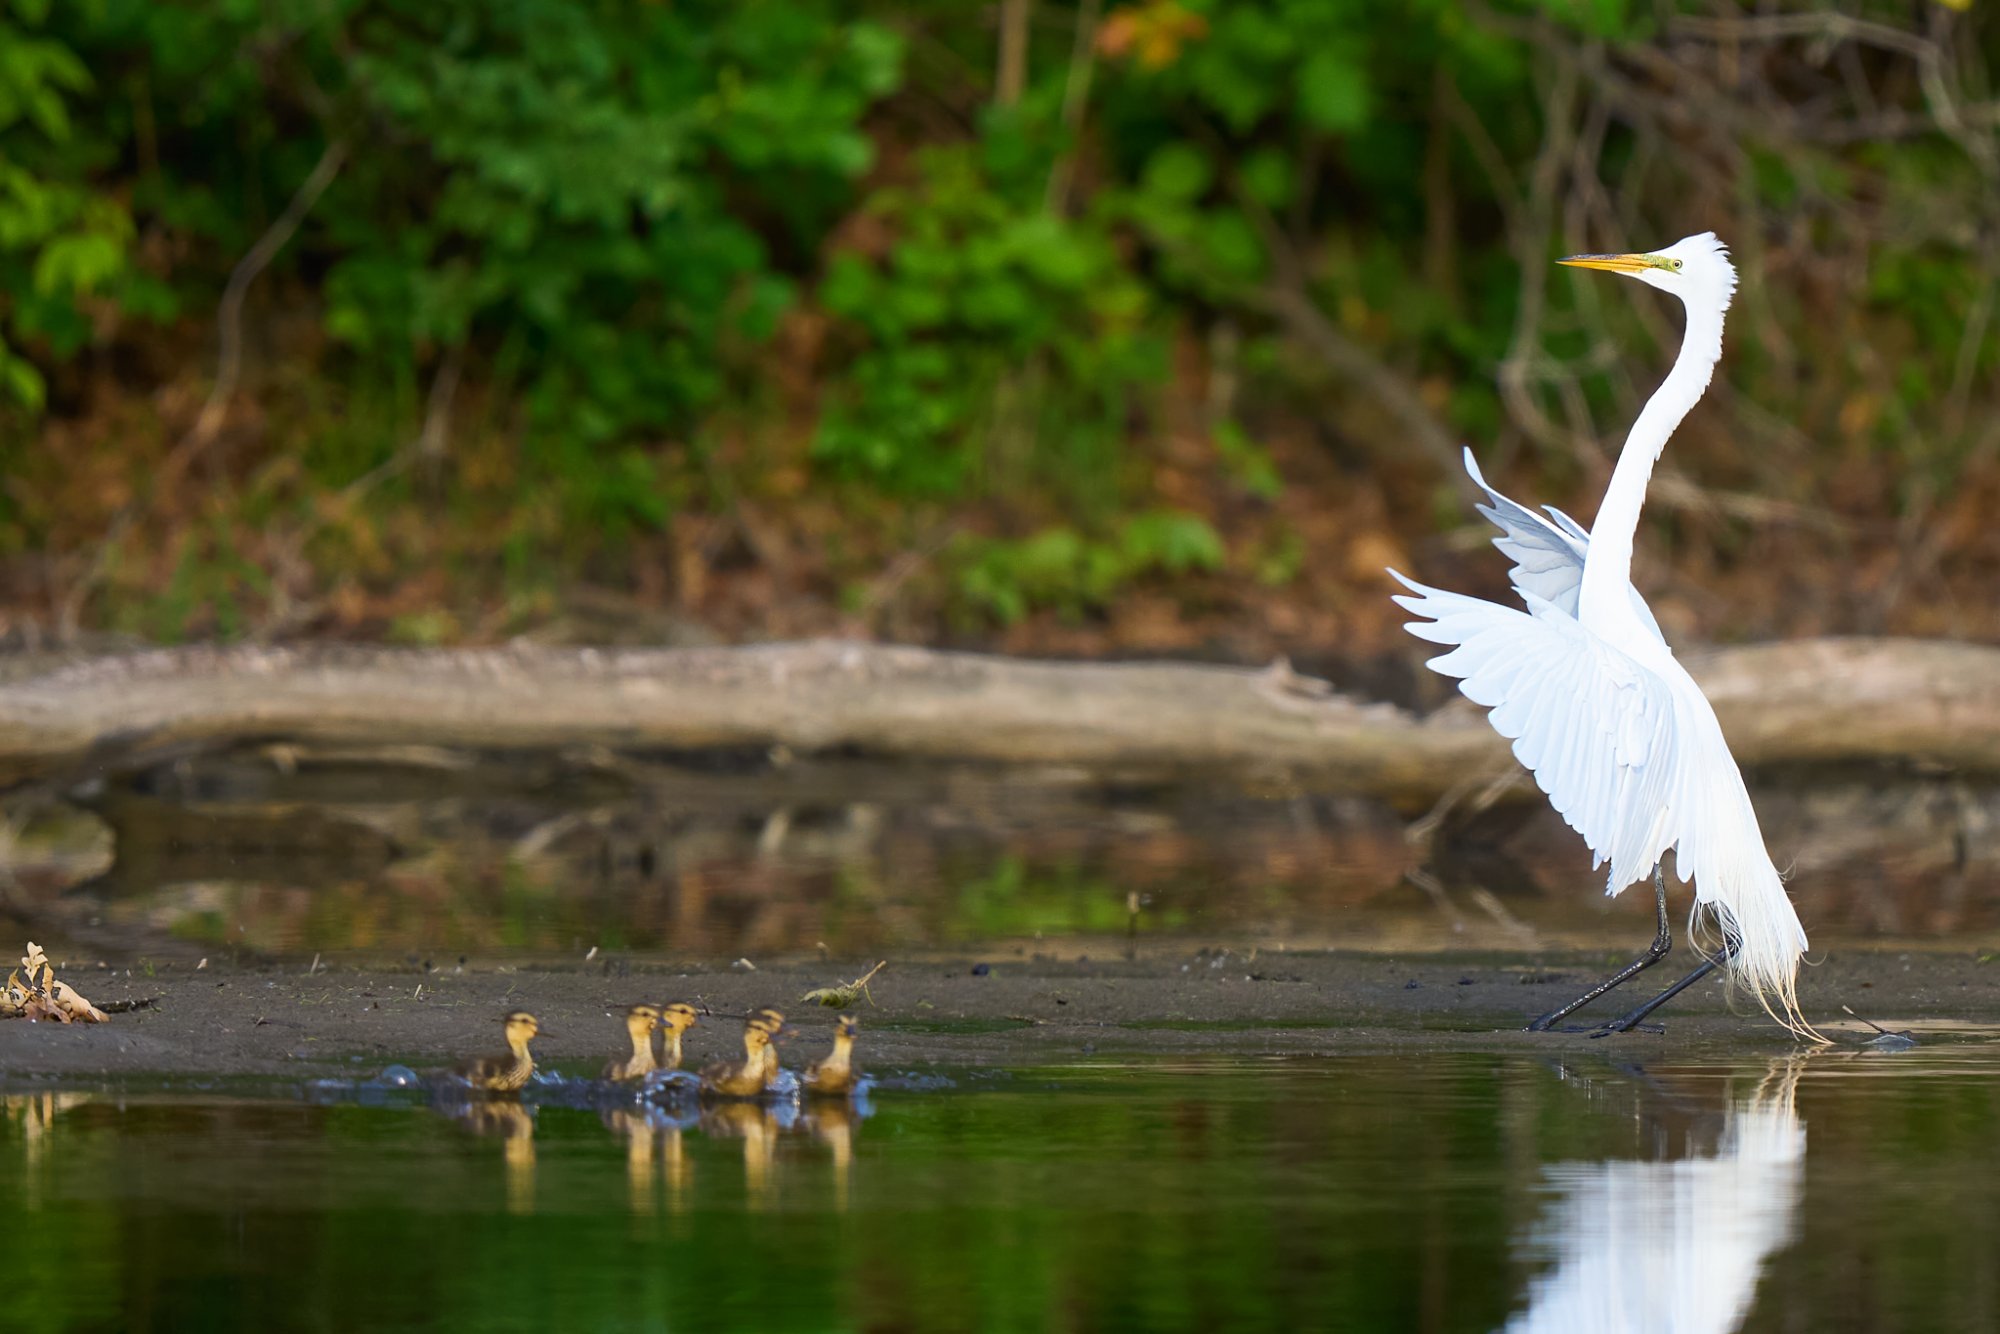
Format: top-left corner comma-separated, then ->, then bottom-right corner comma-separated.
955,510 -> 1225,625
0,0 -> 1993,640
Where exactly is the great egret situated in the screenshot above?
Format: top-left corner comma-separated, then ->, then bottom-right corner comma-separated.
1389,233 -> 1818,1039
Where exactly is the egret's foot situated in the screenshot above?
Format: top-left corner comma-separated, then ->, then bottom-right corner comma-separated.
1591,954 -> 1729,1036
1521,865 -> 1672,1034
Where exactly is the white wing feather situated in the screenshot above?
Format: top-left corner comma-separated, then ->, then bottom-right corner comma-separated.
1390,567 -> 1811,1033
1461,448 -> 1667,646
1390,570 -> 1678,894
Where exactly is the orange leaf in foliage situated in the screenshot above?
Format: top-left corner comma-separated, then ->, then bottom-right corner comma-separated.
1098,1 -> 1208,69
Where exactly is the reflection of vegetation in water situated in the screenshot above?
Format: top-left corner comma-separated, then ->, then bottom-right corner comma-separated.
950,856 -> 1187,942
97,843 -> 1229,960
1122,1017 -> 1346,1032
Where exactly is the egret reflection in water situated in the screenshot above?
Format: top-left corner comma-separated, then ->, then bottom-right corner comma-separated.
1503,1058 -> 1808,1334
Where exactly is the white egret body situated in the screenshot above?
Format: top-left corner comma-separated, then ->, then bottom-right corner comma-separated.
1390,234 -> 1815,1038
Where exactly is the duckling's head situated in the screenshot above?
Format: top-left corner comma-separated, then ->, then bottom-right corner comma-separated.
835,1015 -> 859,1040
625,1003 -> 662,1034
749,1006 -> 786,1032
743,1023 -> 773,1052
660,1002 -> 700,1033
504,1011 -> 540,1042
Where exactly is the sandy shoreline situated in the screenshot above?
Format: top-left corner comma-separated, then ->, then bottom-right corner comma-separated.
0,945 -> 1984,1082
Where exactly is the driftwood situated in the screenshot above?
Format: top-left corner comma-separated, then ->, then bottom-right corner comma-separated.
0,638 -> 1996,801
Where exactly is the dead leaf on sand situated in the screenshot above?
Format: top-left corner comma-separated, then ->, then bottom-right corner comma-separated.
1,943 -> 109,1023
801,960 -> 887,1009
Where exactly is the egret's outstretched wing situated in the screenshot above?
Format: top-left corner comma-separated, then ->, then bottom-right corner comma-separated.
1390,571 -> 1678,894
1460,448 -> 1667,646
1462,447 -> 1587,610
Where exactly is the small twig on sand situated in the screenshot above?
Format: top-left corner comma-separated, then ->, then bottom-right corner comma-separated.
1840,1004 -> 1915,1040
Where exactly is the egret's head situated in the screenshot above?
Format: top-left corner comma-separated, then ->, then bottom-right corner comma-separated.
1558,232 -> 1737,313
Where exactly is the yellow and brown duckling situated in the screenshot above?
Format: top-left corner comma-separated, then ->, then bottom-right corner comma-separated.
750,1007 -> 788,1085
803,1015 -> 861,1098
653,1002 -> 701,1071
456,1010 -> 541,1093
700,1008 -> 784,1099
603,1004 -> 663,1082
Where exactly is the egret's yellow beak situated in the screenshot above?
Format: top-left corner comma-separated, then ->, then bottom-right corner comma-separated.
1557,252 -> 1657,273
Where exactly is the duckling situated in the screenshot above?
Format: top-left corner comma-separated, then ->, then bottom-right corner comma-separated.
749,1007 -> 788,1085
653,1002 -> 701,1071
803,1015 -> 861,1097
700,1010 -> 780,1099
455,1010 -> 541,1093
603,1004 -> 663,1082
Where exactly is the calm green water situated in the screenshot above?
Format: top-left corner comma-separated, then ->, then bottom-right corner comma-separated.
5,1049 -> 1998,1333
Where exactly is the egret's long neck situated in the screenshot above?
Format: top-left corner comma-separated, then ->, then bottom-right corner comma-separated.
1577,297 -> 1725,620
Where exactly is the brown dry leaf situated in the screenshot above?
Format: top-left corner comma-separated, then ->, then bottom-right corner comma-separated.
49,979 -> 107,1024
1,943 -> 109,1023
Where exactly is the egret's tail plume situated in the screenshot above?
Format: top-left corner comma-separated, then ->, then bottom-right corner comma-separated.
1693,864 -> 1824,1044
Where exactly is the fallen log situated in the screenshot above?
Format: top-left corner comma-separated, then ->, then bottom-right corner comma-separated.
0,637 -> 1995,800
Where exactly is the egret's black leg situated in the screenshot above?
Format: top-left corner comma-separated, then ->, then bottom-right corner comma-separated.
1526,865 -> 1671,1032
1592,943 -> 1736,1036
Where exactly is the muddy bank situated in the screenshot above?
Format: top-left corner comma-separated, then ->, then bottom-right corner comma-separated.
0,946 -> 1988,1082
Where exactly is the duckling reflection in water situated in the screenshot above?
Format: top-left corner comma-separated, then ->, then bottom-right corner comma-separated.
701,1008 -> 785,1099
600,1105 -> 695,1213
1501,1057 -> 1809,1334
603,1004 -> 662,1082
450,1098 -> 538,1215
653,1002 -> 701,1071
455,1011 -> 541,1093
803,1095 -> 860,1211
701,1099 -> 783,1207
803,1015 -> 862,1098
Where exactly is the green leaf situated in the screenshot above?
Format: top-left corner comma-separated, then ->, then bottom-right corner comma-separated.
1239,148 -> 1293,210
31,231 -> 123,296
1143,143 -> 1213,203
1298,48 -> 1370,131
0,348 -> 44,410
1120,510 -> 1225,574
